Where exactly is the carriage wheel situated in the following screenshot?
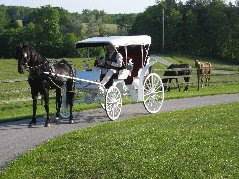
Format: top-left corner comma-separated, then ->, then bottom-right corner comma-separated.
143,73 -> 164,113
60,85 -> 70,119
105,86 -> 122,121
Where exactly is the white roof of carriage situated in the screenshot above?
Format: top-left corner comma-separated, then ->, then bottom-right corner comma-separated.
76,35 -> 151,48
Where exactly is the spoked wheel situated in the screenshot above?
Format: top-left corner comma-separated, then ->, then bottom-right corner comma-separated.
105,86 -> 122,121
143,73 -> 164,113
60,85 -> 70,119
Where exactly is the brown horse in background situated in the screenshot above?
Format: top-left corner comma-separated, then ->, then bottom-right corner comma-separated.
195,60 -> 212,87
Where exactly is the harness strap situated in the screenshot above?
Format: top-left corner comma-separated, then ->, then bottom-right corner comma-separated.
47,76 -> 63,89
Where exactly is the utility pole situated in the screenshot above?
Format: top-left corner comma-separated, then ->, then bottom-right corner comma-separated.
162,8 -> 165,53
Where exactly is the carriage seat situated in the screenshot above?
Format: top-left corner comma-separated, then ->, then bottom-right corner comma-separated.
117,56 -> 133,80
100,56 -> 133,88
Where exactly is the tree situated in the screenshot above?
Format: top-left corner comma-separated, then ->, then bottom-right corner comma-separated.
62,33 -> 80,57
86,15 -> 99,37
165,8 -> 182,52
131,4 -> 164,51
30,5 -> 63,58
0,6 -> 8,32
202,0 -> 229,56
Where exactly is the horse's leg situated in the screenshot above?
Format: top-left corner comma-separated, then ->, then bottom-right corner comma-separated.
168,78 -> 172,92
55,88 -> 62,122
29,91 -> 38,128
201,77 -> 204,88
206,75 -> 210,86
162,79 -> 168,92
67,80 -> 74,124
43,90 -> 50,127
208,75 -> 210,86
184,77 -> 190,92
176,78 -> 180,92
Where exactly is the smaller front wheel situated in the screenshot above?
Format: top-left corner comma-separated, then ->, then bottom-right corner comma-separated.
105,86 -> 122,120
143,73 -> 164,113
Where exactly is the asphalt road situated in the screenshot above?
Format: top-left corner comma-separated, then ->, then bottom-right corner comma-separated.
0,93 -> 239,168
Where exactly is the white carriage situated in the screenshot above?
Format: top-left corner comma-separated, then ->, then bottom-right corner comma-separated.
54,35 -> 164,120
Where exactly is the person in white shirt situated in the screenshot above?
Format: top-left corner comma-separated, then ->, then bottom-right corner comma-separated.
96,44 -> 123,86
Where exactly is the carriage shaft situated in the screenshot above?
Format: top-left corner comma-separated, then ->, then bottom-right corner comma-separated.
44,72 -> 103,86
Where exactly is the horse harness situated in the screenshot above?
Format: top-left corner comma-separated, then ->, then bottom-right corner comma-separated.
26,58 -> 69,90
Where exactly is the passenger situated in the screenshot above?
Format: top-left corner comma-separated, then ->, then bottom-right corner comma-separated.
96,44 -> 123,86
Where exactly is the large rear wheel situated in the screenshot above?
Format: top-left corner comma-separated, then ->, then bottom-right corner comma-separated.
143,73 -> 164,113
105,86 -> 122,120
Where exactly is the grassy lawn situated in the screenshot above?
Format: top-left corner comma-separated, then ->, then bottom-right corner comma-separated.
0,56 -> 238,123
1,102 -> 238,178
1,82 -> 238,123
158,53 -> 239,68
0,59 -> 28,81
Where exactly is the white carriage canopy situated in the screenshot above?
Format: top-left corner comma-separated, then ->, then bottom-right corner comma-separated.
75,35 -> 151,48
75,35 -> 152,85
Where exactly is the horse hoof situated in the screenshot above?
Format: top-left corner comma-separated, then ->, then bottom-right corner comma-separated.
28,122 -> 36,128
52,117 -> 60,123
69,120 -> 74,124
44,122 -> 51,127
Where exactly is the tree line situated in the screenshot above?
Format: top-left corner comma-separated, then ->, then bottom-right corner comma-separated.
0,0 -> 239,63
131,0 -> 239,62
0,5 -> 136,58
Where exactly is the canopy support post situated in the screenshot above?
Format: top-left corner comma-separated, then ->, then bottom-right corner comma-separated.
141,45 -> 143,68
124,46 -> 128,68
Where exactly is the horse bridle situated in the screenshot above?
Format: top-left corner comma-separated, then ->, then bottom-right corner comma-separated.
22,51 -> 48,72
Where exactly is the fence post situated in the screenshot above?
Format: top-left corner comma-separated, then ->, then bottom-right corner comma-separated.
40,95 -> 44,105
197,66 -> 200,91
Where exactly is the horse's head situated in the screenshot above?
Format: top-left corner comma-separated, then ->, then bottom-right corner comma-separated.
16,44 -> 31,74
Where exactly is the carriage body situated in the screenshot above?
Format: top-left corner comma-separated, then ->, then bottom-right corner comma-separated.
60,35 -> 164,120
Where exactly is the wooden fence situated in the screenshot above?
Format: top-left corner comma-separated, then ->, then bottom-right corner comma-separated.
154,65 -> 239,91
1,65 -> 239,104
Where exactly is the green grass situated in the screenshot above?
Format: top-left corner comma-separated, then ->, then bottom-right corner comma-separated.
1,102 -> 238,178
0,59 -> 28,81
81,23 -> 118,36
163,82 -> 239,99
152,54 -> 239,91
158,53 -> 239,70
0,57 -> 102,123
0,56 -> 238,123
1,82 -> 238,123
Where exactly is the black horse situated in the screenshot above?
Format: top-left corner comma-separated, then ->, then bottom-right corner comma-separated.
16,44 -> 75,127
162,64 -> 192,92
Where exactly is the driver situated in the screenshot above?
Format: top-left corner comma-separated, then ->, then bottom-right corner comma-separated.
96,44 -> 123,86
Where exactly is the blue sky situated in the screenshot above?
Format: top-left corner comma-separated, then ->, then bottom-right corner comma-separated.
0,0 -> 158,14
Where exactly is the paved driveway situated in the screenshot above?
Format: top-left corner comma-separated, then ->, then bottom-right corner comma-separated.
0,93 -> 239,168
